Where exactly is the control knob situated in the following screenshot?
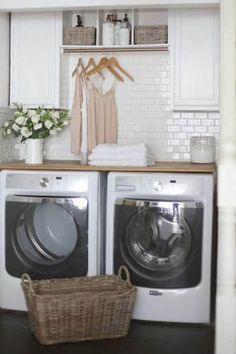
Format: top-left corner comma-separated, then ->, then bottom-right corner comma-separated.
153,180 -> 163,192
40,177 -> 49,188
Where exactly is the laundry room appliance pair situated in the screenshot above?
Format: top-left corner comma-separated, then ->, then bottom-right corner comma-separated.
0,170 -> 106,311
0,169 -> 216,324
106,172 -> 216,323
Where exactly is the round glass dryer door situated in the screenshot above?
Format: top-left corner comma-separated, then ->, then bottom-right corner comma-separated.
126,203 -> 191,272
16,203 -> 78,265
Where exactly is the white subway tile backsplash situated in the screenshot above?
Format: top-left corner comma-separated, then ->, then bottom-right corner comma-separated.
202,119 -> 214,126
4,51 -> 219,163
168,126 -> 180,132
181,126 -> 194,133
194,112 -> 208,119
188,119 -> 201,126
208,112 -> 220,119
208,126 -> 219,133
194,126 -> 208,133
176,119 -> 187,126
181,113 -> 194,119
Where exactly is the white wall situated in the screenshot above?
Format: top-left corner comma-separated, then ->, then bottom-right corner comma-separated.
43,51 -> 220,161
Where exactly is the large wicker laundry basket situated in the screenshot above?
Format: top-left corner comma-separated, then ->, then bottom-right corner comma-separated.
21,266 -> 136,345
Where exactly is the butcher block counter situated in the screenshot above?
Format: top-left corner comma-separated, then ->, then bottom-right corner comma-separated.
0,160 -> 216,173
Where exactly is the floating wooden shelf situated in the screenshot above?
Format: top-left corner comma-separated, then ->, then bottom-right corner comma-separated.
0,160 -> 216,173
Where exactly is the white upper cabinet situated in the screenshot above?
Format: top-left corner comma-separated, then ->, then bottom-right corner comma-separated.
10,12 -> 62,108
0,14 -> 9,108
169,8 -> 220,111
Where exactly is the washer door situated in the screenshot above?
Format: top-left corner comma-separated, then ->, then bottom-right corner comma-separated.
114,199 -> 203,289
126,204 -> 191,272
5,195 -> 88,279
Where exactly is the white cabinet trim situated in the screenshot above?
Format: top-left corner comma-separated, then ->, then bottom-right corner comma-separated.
0,14 -> 9,108
0,0 -> 220,12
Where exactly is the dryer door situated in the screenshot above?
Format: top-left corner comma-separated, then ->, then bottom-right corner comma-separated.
114,199 -> 203,289
5,195 -> 88,279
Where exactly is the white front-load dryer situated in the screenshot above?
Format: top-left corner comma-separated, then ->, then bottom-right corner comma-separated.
106,172 -> 216,323
0,170 -> 106,311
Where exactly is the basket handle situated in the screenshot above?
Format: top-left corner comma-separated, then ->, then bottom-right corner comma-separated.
21,273 -> 35,294
118,266 -> 131,284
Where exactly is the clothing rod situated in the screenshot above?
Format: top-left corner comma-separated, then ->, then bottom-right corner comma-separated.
62,47 -> 169,54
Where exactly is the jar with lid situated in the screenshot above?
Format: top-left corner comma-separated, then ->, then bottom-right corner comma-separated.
190,136 -> 216,163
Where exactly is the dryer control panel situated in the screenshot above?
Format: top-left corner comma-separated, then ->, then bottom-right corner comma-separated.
5,173 -> 88,192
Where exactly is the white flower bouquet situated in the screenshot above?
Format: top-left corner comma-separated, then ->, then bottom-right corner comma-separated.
1,104 -> 70,142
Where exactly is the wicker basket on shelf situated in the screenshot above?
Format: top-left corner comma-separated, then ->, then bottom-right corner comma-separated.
21,266 -> 136,345
63,27 -> 96,45
134,25 -> 168,44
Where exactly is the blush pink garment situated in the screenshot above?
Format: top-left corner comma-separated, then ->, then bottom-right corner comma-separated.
87,81 -> 117,153
71,68 -> 83,155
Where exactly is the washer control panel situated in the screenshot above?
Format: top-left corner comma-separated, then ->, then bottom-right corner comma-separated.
142,176 -> 203,195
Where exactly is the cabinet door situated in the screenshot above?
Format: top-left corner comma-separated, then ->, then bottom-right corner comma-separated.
10,12 -> 62,108
169,8 -> 220,111
0,13 -> 9,107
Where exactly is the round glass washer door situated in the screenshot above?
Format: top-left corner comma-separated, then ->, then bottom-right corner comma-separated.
16,203 -> 78,265
125,207 -> 191,272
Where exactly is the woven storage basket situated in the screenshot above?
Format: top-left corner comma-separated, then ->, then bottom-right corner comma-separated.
134,25 -> 168,44
21,266 -> 136,345
63,27 -> 96,45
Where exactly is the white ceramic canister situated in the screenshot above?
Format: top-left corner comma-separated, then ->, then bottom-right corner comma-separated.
190,136 -> 215,163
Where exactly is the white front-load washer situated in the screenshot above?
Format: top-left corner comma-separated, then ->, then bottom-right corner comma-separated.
0,170 -> 106,311
106,172 -> 216,323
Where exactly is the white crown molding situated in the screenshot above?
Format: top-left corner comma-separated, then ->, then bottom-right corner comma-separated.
0,0 -> 220,12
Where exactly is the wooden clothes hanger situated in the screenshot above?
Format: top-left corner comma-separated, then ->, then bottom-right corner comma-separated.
86,56 -> 124,82
72,57 -> 85,77
81,57 -> 104,79
109,57 -> 134,82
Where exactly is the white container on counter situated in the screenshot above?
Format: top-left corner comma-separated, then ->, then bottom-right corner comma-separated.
190,136 -> 216,163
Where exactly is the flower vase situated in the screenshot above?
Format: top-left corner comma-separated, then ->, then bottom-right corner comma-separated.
25,139 -> 44,164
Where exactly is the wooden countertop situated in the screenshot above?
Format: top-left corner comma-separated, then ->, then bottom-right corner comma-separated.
0,160 -> 216,173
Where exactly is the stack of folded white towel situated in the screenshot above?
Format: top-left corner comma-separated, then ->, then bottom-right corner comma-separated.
88,143 -> 155,166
